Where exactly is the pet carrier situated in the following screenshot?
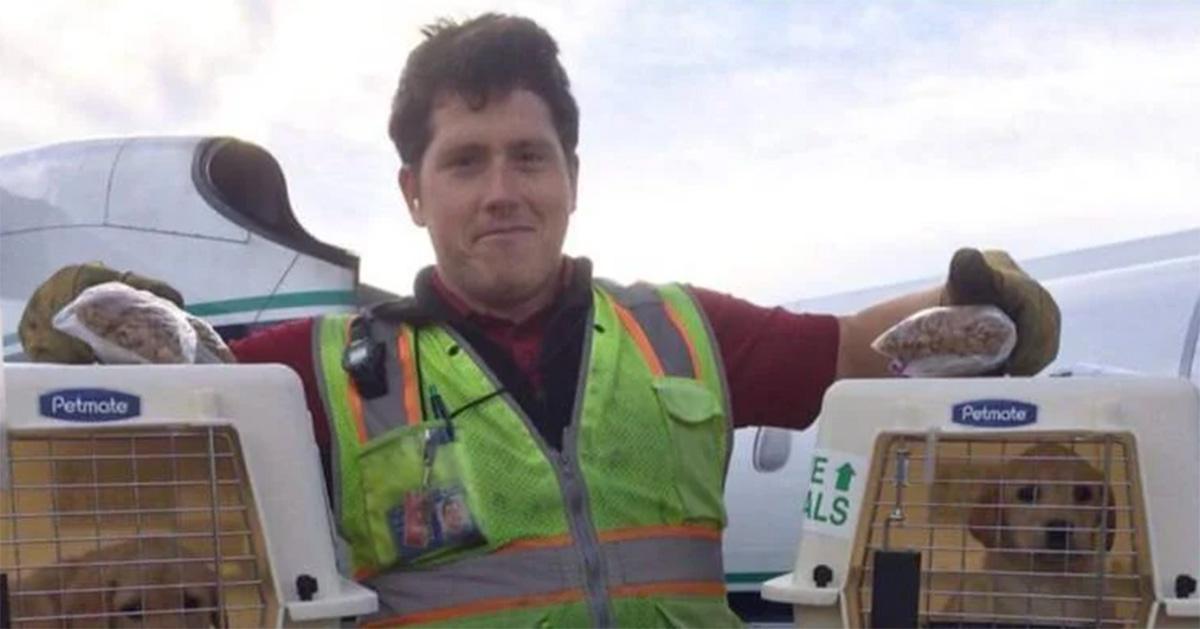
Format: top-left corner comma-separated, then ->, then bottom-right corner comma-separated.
762,376 -> 1199,628
0,363 -> 377,627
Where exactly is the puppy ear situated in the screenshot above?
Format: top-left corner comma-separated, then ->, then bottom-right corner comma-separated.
968,485 -> 1005,548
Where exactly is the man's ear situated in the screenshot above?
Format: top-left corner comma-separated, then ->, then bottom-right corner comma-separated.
399,166 -> 425,227
968,485 -> 1006,549
567,153 -> 580,214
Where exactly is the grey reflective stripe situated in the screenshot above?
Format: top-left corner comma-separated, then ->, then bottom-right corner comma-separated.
358,317 -> 419,440
364,544 -> 585,621
599,281 -> 696,378
362,535 -> 724,623
603,535 -> 725,587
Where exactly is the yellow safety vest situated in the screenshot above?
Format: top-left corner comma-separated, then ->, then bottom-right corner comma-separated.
314,282 -> 742,627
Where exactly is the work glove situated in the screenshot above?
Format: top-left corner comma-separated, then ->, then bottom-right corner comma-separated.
19,262 -> 184,363
941,248 -> 1061,376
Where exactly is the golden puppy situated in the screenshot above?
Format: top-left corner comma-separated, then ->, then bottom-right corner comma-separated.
14,538 -> 221,628
943,443 -> 1119,626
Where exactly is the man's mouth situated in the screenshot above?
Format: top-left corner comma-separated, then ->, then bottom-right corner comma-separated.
476,226 -> 535,242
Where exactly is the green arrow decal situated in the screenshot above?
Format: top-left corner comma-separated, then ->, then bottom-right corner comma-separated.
835,462 -> 856,492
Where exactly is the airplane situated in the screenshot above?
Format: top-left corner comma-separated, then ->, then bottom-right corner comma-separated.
3,136 -> 1198,623
0,136 -> 368,359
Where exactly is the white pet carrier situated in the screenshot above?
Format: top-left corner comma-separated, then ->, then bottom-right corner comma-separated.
0,364 -> 378,627
762,376 -> 1199,628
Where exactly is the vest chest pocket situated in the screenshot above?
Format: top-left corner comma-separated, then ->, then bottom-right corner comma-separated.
652,377 -> 727,525
356,422 -> 486,570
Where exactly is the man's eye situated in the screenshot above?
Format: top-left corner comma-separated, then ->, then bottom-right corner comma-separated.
451,155 -> 479,169
517,150 -> 547,166
1016,485 -> 1038,503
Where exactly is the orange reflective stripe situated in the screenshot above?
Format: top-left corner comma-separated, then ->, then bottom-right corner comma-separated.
496,533 -> 573,553
610,580 -> 727,599
353,566 -> 377,581
662,300 -> 702,380
599,524 -> 721,543
612,301 -> 665,377
347,389 -> 367,443
360,527 -> 725,625
361,588 -> 586,627
496,524 -> 718,554
396,327 -> 422,426
343,318 -> 369,444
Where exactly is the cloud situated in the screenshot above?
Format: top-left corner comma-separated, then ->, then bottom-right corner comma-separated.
2,1 -> 1197,304
561,3 -> 1200,302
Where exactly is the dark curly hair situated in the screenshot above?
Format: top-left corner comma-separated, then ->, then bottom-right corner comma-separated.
388,14 -> 580,168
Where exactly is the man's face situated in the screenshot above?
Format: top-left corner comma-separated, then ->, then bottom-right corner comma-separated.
401,88 -> 577,312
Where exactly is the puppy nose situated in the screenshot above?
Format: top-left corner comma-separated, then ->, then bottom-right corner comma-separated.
1044,519 -> 1074,550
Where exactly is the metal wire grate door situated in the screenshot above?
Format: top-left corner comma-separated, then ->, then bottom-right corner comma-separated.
1,426 -> 274,628
849,433 -> 1153,628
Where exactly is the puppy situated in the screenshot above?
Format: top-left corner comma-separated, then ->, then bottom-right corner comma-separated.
943,443 -> 1119,626
14,538 -> 221,628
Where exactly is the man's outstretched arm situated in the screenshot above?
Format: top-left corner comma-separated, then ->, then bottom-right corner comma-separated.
835,287 -> 942,379
836,248 -> 1061,379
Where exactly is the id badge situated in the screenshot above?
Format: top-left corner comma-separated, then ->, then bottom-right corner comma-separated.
387,425 -> 484,562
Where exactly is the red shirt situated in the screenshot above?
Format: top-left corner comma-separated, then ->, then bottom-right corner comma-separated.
230,275 -> 839,459
427,267 -> 565,393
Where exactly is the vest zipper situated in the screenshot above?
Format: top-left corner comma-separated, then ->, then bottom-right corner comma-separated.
557,444 -> 613,628
556,305 -> 614,627
442,326 -> 614,626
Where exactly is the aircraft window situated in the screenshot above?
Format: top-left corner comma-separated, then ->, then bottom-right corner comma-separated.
105,139 -> 248,242
0,141 -> 119,234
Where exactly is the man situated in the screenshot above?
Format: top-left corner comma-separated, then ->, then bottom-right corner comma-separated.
21,13 -> 1059,628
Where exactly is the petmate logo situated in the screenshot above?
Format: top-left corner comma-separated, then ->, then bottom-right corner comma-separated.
952,399 -> 1038,428
39,389 -> 141,422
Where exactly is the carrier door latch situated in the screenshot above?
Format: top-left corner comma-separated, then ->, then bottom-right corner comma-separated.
1,572 -> 11,629
869,550 -> 921,628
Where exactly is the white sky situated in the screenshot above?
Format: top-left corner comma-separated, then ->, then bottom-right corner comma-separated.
1,1 -> 1197,304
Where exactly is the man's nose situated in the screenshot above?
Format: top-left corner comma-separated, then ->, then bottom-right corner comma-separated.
1044,519 -> 1074,550
482,161 -> 520,214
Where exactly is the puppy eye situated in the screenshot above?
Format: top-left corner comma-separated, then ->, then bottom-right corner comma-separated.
1016,485 -> 1038,503
120,601 -> 144,620
1074,485 -> 1094,503
184,594 -> 200,609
